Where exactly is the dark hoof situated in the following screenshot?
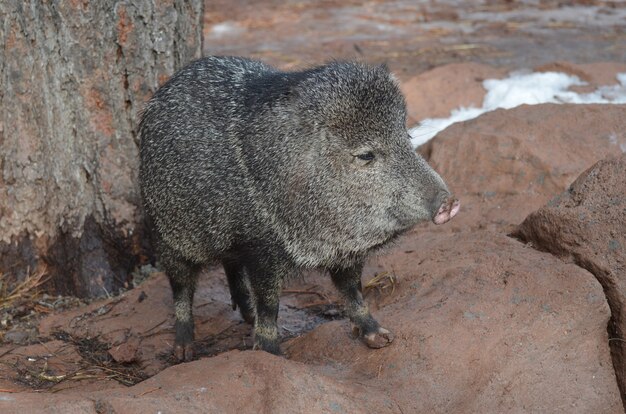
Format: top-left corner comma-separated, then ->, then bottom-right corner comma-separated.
252,333 -> 281,355
173,343 -> 194,362
361,327 -> 394,349
253,342 -> 282,355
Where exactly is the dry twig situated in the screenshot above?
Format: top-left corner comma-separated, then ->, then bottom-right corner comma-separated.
364,272 -> 396,296
0,267 -> 50,310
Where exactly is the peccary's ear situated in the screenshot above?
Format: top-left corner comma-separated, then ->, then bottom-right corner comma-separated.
376,62 -> 400,85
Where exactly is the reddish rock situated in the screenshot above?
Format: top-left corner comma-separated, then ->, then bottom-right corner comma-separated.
535,61 -> 626,88
423,104 -> 626,234
34,268 -> 340,379
2,351 -> 396,414
37,271 -> 248,377
0,340 -> 83,393
288,231 -> 622,413
2,232 -> 621,413
108,340 -> 139,364
514,154 -> 626,403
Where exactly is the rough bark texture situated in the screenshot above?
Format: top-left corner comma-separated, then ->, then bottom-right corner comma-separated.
0,0 -> 203,297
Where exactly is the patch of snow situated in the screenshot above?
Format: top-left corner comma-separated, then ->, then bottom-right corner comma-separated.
410,71 -> 626,147
209,22 -> 244,38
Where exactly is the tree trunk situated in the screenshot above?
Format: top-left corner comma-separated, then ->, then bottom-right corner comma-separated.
0,0 -> 203,297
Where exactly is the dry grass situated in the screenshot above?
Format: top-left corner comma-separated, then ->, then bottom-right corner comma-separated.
7,331 -> 148,390
0,267 -> 50,311
364,271 -> 397,296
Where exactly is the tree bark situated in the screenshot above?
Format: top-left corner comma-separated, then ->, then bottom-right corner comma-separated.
0,0 -> 203,297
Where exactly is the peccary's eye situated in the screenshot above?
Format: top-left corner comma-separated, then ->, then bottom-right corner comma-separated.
356,151 -> 375,162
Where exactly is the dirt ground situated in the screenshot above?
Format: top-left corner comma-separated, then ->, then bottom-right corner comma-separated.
2,1 -> 626,413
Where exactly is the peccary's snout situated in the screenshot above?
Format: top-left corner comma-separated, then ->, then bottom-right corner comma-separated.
432,196 -> 460,225
409,155 -> 459,226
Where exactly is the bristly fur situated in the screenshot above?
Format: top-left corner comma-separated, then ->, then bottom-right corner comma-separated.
138,56 -> 452,357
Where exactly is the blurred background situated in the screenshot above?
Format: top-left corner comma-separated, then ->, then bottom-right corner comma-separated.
203,0 -> 626,76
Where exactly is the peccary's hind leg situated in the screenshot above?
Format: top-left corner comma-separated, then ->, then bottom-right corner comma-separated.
330,263 -> 394,349
244,252 -> 285,355
222,260 -> 255,324
161,248 -> 201,362
250,276 -> 281,355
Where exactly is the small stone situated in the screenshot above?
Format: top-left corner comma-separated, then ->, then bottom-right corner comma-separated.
5,329 -> 30,344
108,341 -> 139,363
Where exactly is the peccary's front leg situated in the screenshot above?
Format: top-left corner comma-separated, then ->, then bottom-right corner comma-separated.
222,260 -> 256,324
161,249 -> 201,362
244,253 -> 285,355
330,263 -> 394,349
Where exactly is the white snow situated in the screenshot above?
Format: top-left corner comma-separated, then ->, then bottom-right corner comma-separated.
409,71 -> 626,148
209,22 -> 244,38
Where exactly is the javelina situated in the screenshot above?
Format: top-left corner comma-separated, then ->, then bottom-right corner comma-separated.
139,56 -> 459,361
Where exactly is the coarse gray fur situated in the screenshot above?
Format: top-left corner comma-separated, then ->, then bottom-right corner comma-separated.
139,56 -> 455,359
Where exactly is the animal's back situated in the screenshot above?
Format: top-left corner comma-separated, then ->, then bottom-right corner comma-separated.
139,56 -> 274,262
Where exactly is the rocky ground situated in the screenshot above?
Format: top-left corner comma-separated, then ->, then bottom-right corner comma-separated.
203,0 -> 626,76
2,1 -> 626,413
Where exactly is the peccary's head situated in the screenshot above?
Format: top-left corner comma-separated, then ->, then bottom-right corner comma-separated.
260,62 -> 459,267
